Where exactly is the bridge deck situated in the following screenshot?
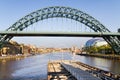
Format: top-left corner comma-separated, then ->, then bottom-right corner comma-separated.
0,31 -> 120,37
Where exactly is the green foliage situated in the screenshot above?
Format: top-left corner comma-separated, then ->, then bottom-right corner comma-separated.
84,44 -> 113,54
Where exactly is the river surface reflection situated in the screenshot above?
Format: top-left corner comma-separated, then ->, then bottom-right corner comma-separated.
0,52 -> 120,80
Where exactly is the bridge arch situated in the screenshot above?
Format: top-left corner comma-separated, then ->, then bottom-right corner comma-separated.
6,6 -> 110,32
0,6 -> 120,54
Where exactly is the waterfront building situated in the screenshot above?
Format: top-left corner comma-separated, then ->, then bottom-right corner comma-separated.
83,38 -> 112,54
85,38 -> 107,47
0,40 -> 39,56
0,41 -> 21,56
71,46 -> 81,54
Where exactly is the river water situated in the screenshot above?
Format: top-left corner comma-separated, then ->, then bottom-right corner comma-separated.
0,52 -> 120,80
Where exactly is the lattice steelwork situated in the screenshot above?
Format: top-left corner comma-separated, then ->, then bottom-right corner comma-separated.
0,6 -> 120,54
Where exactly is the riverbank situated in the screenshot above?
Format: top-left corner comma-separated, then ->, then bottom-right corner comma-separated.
78,53 -> 120,60
0,54 -> 30,61
0,53 -> 50,61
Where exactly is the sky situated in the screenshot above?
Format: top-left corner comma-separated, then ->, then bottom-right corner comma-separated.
0,0 -> 120,48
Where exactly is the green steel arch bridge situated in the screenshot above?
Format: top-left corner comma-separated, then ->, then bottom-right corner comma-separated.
0,6 -> 120,54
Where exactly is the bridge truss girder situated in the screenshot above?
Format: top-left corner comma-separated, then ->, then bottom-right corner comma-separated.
0,6 -> 120,54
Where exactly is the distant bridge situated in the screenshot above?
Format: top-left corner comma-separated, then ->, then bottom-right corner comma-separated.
0,31 -> 120,37
0,6 -> 120,54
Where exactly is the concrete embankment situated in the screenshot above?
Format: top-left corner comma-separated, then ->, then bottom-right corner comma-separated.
78,53 -> 120,60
